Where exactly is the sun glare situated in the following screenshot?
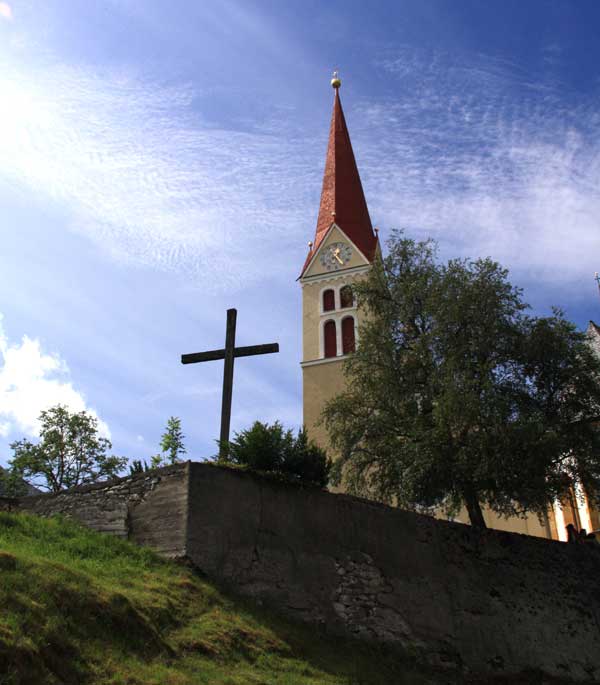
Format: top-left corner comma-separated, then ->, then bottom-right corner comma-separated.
0,77 -> 34,142
0,70 -> 64,196
0,3 -> 12,21
0,73 -> 57,146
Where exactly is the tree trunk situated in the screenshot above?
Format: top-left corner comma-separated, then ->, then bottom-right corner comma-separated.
464,489 -> 487,529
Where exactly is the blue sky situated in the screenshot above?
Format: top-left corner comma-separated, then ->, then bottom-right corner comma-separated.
1,0 -> 600,466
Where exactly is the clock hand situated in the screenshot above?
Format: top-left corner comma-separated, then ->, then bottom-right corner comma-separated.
334,253 -> 343,264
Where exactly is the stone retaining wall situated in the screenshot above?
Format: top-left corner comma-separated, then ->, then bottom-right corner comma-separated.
5,461 -> 600,682
16,463 -> 188,558
186,463 -> 600,683
0,497 -> 19,512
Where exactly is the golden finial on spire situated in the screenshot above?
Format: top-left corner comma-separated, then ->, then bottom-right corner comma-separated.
331,69 -> 341,89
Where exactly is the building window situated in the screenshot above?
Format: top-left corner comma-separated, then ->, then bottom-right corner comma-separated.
323,289 -> 335,312
342,316 -> 355,354
340,285 -> 354,308
324,320 -> 337,358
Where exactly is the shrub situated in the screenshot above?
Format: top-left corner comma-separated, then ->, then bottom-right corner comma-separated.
225,422 -> 331,487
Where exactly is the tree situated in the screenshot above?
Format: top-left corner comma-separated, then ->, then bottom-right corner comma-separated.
150,417 -> 187,468
0,466 -> 29,497
129,459 -> 150,475
160,417 -> 187,464
323,232 -> 600,528
225,421 -> 331,487
9,405 -> 127,493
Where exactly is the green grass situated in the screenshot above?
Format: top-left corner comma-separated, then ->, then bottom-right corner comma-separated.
0,512 -> 441,685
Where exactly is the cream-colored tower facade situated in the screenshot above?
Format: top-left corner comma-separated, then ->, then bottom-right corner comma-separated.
299,77 -> 379,452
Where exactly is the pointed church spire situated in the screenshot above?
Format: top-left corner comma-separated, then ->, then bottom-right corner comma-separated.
300,73 -> 377,277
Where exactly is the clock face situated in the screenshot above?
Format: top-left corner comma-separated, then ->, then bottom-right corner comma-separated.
319,242 -> 352,271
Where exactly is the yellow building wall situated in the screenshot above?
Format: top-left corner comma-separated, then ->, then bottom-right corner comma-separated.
302,359 -> 347,453
301,279 -> 323,363
301,266 -> 366,446
446,506 -> 552,538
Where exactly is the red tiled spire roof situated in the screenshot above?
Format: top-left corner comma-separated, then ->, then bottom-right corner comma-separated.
300,82 -> 377,277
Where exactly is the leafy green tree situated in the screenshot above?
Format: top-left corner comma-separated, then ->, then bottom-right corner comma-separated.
0,466 -> 29,497
160,417 -> 187,464
225,421 -> 331,487
283,428 -> 332,486
226,420 -> 291,472
9,405 -> 127,493
150,417 -> 187,468
323,232 -> 600,528
129,459 -> 150,475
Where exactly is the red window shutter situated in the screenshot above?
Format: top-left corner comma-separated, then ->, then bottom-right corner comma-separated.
323,289 -> 335,312
324,320 -> 337,358
342,317 -> 355,354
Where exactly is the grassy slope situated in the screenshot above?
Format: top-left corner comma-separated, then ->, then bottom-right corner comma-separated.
0,512 -> 442,685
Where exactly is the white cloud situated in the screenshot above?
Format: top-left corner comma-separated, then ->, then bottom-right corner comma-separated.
0,61 -> 315,291
358,48 -> 600,294
0,314 -> 110,439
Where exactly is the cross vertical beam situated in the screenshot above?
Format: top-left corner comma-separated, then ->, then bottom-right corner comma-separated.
181,309 -> 279,461
220,308 -> 237,459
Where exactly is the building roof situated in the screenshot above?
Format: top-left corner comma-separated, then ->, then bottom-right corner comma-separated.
300,84 -> 378,277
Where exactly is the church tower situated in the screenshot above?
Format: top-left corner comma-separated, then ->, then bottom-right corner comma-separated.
299,75 -> 379,451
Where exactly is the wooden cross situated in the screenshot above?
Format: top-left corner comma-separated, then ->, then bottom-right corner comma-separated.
181,308 -> 279,459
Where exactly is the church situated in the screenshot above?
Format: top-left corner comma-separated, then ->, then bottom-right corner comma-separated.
299,74 -> 600,542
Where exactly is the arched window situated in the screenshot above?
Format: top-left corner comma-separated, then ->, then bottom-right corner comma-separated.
342,317 -> 355,354
323,289 -> 335,312
340,285 -> 354,308
324,320 -> 337,358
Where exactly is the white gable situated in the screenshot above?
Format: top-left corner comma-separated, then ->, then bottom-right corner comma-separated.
302,223 -> 371,280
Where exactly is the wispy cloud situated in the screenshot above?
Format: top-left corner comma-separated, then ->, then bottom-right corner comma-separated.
355,48 -> 600,296
0,314 -> 111,439
0,61 -> 317,291
2,40 -> 598,302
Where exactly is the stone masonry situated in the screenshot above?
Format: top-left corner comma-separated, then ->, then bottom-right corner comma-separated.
11,463 -> 188,557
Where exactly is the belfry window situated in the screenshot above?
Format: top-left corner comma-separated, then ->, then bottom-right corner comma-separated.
323,289 -> 335,312
340,285 -> 354,308
324,320 -> 337,358
342,316 -> 355,354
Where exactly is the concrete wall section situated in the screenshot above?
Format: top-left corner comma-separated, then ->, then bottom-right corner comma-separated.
18,463 -> 189,558
186,463 -> 600,682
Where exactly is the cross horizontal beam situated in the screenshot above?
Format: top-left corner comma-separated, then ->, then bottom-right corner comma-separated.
181,343 -> 279,365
